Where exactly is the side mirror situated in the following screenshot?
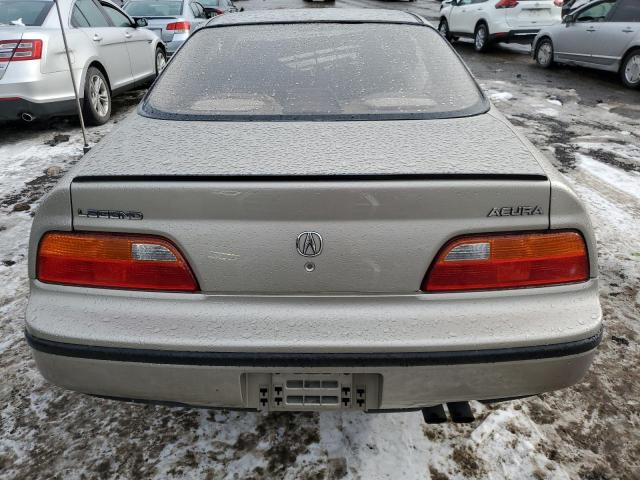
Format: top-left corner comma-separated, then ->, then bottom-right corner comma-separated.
563,13 -> 575,24
135,18 -> 148,27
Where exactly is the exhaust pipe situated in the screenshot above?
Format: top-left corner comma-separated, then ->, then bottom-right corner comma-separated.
422,404 -> 448,424
446,402 -> 475,423
422,402 -> 476,424
21,112 -> 35,122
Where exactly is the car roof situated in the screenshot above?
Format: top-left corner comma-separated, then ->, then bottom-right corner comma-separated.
206,8 -> 424,27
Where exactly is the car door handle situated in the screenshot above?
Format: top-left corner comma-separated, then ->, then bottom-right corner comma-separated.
124,32 -> 132,38
586,27 -> 596,32
622,28 -> 634,33
92,34 -> 102,42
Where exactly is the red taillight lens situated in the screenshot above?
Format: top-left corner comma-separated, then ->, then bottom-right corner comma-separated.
495,0 -> 519,8
166,21 -> 191,32
0,39 -> 43,62
422,231 -> 589,292
37,232 -> 198,292
213,8 -> 224,15
553,0 -> 564,6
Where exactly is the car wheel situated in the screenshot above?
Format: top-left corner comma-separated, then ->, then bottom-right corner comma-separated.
474,23 -> 490,53
82,66 -> 111,126
438,18 -> 452,41
535,38 -> 554,69
155,47 -> 167,76
620,49 -> 640,89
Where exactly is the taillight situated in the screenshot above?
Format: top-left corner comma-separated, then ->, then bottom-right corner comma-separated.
37,232 -> 198,292
553,0 -> 564,6
0,39 -> 43,62
495,0 -> 519,8
212,8 -> 224,15
422,231 -> 589,292
166,21 -> 191,33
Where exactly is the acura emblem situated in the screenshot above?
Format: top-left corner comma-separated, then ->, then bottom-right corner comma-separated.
296,232 -> 323,257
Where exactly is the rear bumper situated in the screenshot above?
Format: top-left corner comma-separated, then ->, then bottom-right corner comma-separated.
0,97 -> 76,121
26,279 -> 602,410
27,331 -> 601,410
491,29 -> 540,44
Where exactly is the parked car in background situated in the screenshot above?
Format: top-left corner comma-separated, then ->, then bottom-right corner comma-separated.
123,0 -> 208,56
25,9 -> 601,418
0,0 -> 165,124
439,0 -> 562,52
198,0 -> 241,17
533,0 -> 640,88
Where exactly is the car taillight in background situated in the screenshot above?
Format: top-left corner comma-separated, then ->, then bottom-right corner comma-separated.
0,39 -> 43,62
495,0 -> 519,8
422,231 -> 589,292
166,21 -> 191,33
210,8 -> 225,15
553,0 -> 564,6
37,232 -> 199,292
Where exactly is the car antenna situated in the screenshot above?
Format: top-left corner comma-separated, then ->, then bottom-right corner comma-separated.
53,0 -> 91,154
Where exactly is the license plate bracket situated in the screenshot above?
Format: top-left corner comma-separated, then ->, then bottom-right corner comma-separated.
248,373 -> 379,411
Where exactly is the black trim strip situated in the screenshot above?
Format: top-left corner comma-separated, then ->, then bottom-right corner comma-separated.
71,173 -> 548,183
26,330 -> 602,368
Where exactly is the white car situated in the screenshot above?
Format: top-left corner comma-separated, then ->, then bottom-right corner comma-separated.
0,0 -> 166,124
439,0 -> 563,52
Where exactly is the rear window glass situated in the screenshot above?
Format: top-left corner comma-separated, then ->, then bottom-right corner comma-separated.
0,0 -> 52,26
124,0 -> 183,17
143,23 -> 488,121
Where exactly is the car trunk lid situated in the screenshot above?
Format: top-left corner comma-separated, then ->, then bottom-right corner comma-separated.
505,0 -> 561,28
131,16 -> 181,42
69,110 -> 550,294
70,177 -> 550,294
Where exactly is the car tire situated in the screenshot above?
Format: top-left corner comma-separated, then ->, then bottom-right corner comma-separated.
620,49 -> 640,89
438,18 -> 452,41
474,23 -> 490,53
82,66 -> 111,126
155,47 -> 167,76
535,38 -> 554,69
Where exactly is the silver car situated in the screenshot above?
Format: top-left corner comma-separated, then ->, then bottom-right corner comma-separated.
123,0 -> 208,56
26,9 -> 602,420
0,0 -> 165,124
533,0 -> 640,88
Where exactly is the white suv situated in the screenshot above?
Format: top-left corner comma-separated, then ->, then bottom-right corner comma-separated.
439,0 -> 563,52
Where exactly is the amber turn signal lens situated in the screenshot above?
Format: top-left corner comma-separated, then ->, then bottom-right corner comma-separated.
422,231 -> 589,292
37,232 -> 198,292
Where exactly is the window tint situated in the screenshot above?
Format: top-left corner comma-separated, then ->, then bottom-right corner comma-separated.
576,1 -> 616,21
0,0 -> 52,26
102,3 -> 131,27
73,0 -> 109,27
144,23 -> 487,120
190,2 -> 205,18
124,1 -> 183,16
71,5 -> 90,27
609,0 -> 640,21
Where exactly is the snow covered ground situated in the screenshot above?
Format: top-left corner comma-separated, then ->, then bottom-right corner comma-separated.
1,14 -> 639,480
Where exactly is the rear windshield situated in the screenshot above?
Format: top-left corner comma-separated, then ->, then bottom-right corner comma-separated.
142,23 -> 488,121
0,0 -> 52,26
124,0 -> 183,17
